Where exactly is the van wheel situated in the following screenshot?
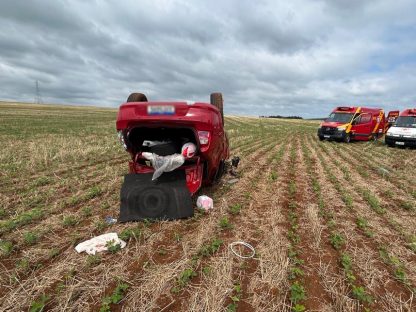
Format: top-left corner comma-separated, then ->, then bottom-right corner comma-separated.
318,136 -> 324,141
210,92 -> 224,124
344,134 -> 351,143
127,93 -> 148,102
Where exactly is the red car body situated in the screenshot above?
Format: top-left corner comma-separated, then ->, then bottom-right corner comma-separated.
318,106 -> 393,142
116,101 -> 229,195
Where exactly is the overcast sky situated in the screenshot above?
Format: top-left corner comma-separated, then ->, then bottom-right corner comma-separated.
1,0 -> 416,117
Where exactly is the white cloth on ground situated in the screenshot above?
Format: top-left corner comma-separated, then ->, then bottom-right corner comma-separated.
75,233 -> 126,255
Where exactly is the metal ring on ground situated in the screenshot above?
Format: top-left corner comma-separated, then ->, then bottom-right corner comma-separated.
229,241 -> 255,259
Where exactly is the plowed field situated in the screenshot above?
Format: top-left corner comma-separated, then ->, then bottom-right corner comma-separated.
0,102 -> 415,312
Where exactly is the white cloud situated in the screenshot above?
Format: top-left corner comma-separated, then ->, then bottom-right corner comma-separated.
0,0 -> 415,117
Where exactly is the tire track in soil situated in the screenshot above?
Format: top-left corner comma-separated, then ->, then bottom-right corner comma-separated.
308,139 -> 414,309
0,139 -> 280,312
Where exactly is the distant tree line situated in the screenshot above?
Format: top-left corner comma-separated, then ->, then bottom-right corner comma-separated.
259,115 -> 303,119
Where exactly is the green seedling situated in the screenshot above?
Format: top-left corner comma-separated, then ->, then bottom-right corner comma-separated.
100,282 -> 129,312
62,215 -> 78,227
219,217 -> 233,230
289,267 -> 304,280
171,268 -> 197,293
290,281 -> 306,304
292,304 -> 306,312
270,171 -> 278,181
106,240 -> 121,253
174,232 -> 182,242
330,233 -> 345,250
86,186 -> 102,200
95,220 -> 109,232
198,238 -> 223,257
29,294 -> 50,312
86,254 -> 102,267
351,285 -> 373,304
23,231 -> 39,245
289,181 -> 296,196
399,200 -> 413,211
81,206 -> 92,217
202,266 -> 211,275
0,240 -> 14,256
362,190 -> 384,214
16,258 -> 30,271
119,227 -> 141,241
48,248 -> 60,259
229,203 -> 242,215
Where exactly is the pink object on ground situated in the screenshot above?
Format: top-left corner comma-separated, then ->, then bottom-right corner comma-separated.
196,195 -> 213,211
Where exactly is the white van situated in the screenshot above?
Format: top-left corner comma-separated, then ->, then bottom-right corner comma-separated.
385,109 -> 416,147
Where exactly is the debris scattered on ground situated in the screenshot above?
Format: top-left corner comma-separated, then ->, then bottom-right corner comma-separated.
196,195 -> 214,211
231,156 -> 240,168
142,152 -> 185,180
75,233 -> 126,255
105,216 -> 117,224
229,155 -> 241,176
229,241 -> 256,259
227,178 -> 239,184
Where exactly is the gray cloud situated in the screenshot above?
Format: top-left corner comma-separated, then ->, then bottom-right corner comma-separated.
0,0 -> 416,117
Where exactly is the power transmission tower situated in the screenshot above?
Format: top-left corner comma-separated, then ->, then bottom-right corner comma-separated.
35,80 -> 43,104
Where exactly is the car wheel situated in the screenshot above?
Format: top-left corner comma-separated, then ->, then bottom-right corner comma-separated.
127,92 -> 148,102
210,92 -> 224,124
318,136 -> 324,141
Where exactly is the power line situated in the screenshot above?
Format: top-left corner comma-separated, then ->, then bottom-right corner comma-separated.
35,80 -> 43,104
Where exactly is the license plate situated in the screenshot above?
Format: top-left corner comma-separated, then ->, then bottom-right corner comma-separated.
147,105 -> 175,115
324,135 -> 330,138
395,141 -> 405,145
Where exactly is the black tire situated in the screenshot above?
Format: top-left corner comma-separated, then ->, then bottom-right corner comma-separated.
214,160 -> 226,182
127,93 -> 148,102
344,133 -> 351,143
318,136 -> 324,141
210,92 -> 224,124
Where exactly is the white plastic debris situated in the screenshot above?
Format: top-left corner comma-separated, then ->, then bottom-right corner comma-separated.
142,152 -> 185,180
227,178 -> 239,184
196,195 -> 214,211
229,241 -> 256,259
75,233 -> 126,255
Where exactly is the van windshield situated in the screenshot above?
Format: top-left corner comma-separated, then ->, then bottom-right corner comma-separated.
393,116 -> 416,128
325,112 -> 354,123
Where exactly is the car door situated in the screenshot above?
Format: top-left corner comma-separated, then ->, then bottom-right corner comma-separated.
353,113 -> 372,136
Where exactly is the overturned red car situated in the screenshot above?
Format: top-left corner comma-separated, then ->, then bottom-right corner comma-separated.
116,92 -> 229,221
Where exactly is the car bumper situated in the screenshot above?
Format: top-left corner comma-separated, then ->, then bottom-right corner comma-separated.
317,129 -> 346,140
385,136 -> 416,147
